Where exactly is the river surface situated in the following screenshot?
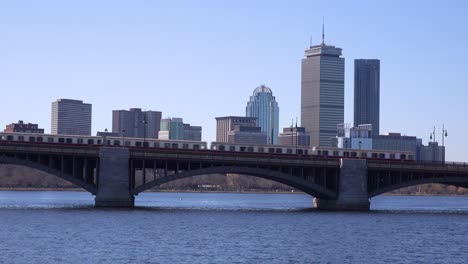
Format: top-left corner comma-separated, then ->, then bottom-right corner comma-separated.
0,191 -> 467,264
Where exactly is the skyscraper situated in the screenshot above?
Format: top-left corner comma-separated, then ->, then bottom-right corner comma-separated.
301,27 -> 344,147
354,59 -> 380,136
245,85 -> 279,144
51,99 -> 92,135
159,118 -> 185,140
215,116 -> 267,144
112,108 -> 162,138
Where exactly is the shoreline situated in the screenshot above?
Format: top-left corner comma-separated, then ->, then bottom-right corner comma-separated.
0,188 -> 467,196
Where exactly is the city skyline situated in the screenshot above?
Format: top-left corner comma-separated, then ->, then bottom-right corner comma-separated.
1,1 -> 467,161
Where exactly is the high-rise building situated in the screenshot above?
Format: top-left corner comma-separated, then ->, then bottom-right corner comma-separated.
215,116 -> 267,144
245,85 -> 279,144
4,120 -> 44,134
354,59 -> 380,136
159,118 -> 185,140
51,99 -> 92,135
301,28 -> 344,147
112,108 -> 162,139
183,124 -> 202,141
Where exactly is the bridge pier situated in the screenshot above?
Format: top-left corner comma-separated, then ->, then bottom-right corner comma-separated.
314,159 -> 370,211
95,147 -> 134,207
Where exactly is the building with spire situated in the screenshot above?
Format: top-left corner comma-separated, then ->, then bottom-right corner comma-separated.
245,85 -> 279,144
301,24 -> 344,147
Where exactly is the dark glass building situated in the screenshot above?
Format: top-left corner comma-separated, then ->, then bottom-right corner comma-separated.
354,59 -> 380,136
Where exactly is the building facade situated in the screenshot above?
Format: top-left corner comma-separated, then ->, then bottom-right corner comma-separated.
301,40 -> 344,147
4,120 -> 44,134
215,116 -> 266,144
373,133 -> 419,159
159,118 -> 185,140
51,99 -> 92,135
354,59 -> 380,136
112,108 -> 161,139
245,85 -> 279,144
183,124 -> 202,141
278,127 -> 310,146
418,142 -> 445,162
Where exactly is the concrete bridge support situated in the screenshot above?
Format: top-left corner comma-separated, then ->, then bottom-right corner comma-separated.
95,147 -> 135,207
314,159 -> 370,211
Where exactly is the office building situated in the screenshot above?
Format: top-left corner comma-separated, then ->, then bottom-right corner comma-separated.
278,127 -> 310,146
4,120 -> 44,134
215,116 -> 267,144
373,133 -> 419,158
245,85 -> 279,144
159,118 -> 185,140
112,108 -> 161,139
183,124 -> 202,141
418,142 -> 445,162
354,59 -> 380,136
51,99 -> 92,135
301,29 -> 344,147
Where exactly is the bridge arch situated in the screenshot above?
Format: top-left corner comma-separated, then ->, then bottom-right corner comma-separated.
0,155 -> 97,194
369,177 -> 468,198
133,166 -> 336,199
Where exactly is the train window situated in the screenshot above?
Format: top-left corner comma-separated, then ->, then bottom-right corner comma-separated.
106,140 -> 111,145
113,140 -> 121,146
77,138 -> 83,144
153,142 -> 160,148
240,146 -> 246,152
379,153 -> 385,159
400,154 -> 407,160
408,155 -> 413,160
317,150 -> 322,155
28,136 -> 35,142
171,143 -> 178,149
66,138 -> 73,144
37,137 -> 43,142
361,152 -> 367,158
323,150 -> 329,156
58,138 -> 64,143
217,145 -> 224,151
333,151 -> 339,156
193,144 -> 200,150
48,137 -> 54,143
343,151 -> 349,157
247,147 -> 254,152
7,135 -> 14,141
143,142 -> 149,147
258,147 -> 264,153
229,146 -> 236,151
304,150 -> 308,155
87,139 -> 94,144
372,153 -> 378,158
297,149 -> 304,155
276,148 -> 282,154
287,149 -> 293,154
390,154 -> 396,159
351,152 -> 357,157
164,143 -> 170,148
136,142 -> 142,147
183,144 -> 189,149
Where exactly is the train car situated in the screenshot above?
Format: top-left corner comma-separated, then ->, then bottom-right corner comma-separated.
310,146 -> 414,161
210,142 -> 310,155
0,132 -> 207,151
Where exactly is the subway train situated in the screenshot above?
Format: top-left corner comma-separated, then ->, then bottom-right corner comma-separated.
0,132 -> 414,161
0,132 -> 207,151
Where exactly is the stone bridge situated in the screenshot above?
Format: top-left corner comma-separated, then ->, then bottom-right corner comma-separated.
1,142 -> 467,210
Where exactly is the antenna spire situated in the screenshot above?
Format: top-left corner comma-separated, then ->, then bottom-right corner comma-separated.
309,35 -> 313,47
322,17 -> 325,45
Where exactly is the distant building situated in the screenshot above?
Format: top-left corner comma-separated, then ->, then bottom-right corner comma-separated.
349,124 -> 373,150
354,59 -> 380,136
278,127 -> 310,146
96,131 -> 119,137
159,118 -> 185,140
183,124 -> 202,141
215,116 -> 266,144
373,133 -> 419,159
418,142 -> 445,162
4,120 -> 44,134
112,108 -> 161,139
301,30 -> 344,147
51,99 -> 92,135
245,85 -> 279,144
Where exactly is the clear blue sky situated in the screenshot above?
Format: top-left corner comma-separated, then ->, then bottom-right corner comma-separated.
1,0 -> 467,161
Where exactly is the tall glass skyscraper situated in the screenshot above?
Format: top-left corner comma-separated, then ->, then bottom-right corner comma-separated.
245,85 -> 279,144
354,59 -> 380,136
301,39 -> 344,147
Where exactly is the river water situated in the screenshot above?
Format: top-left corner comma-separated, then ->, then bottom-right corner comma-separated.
0,191 -> 467,263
